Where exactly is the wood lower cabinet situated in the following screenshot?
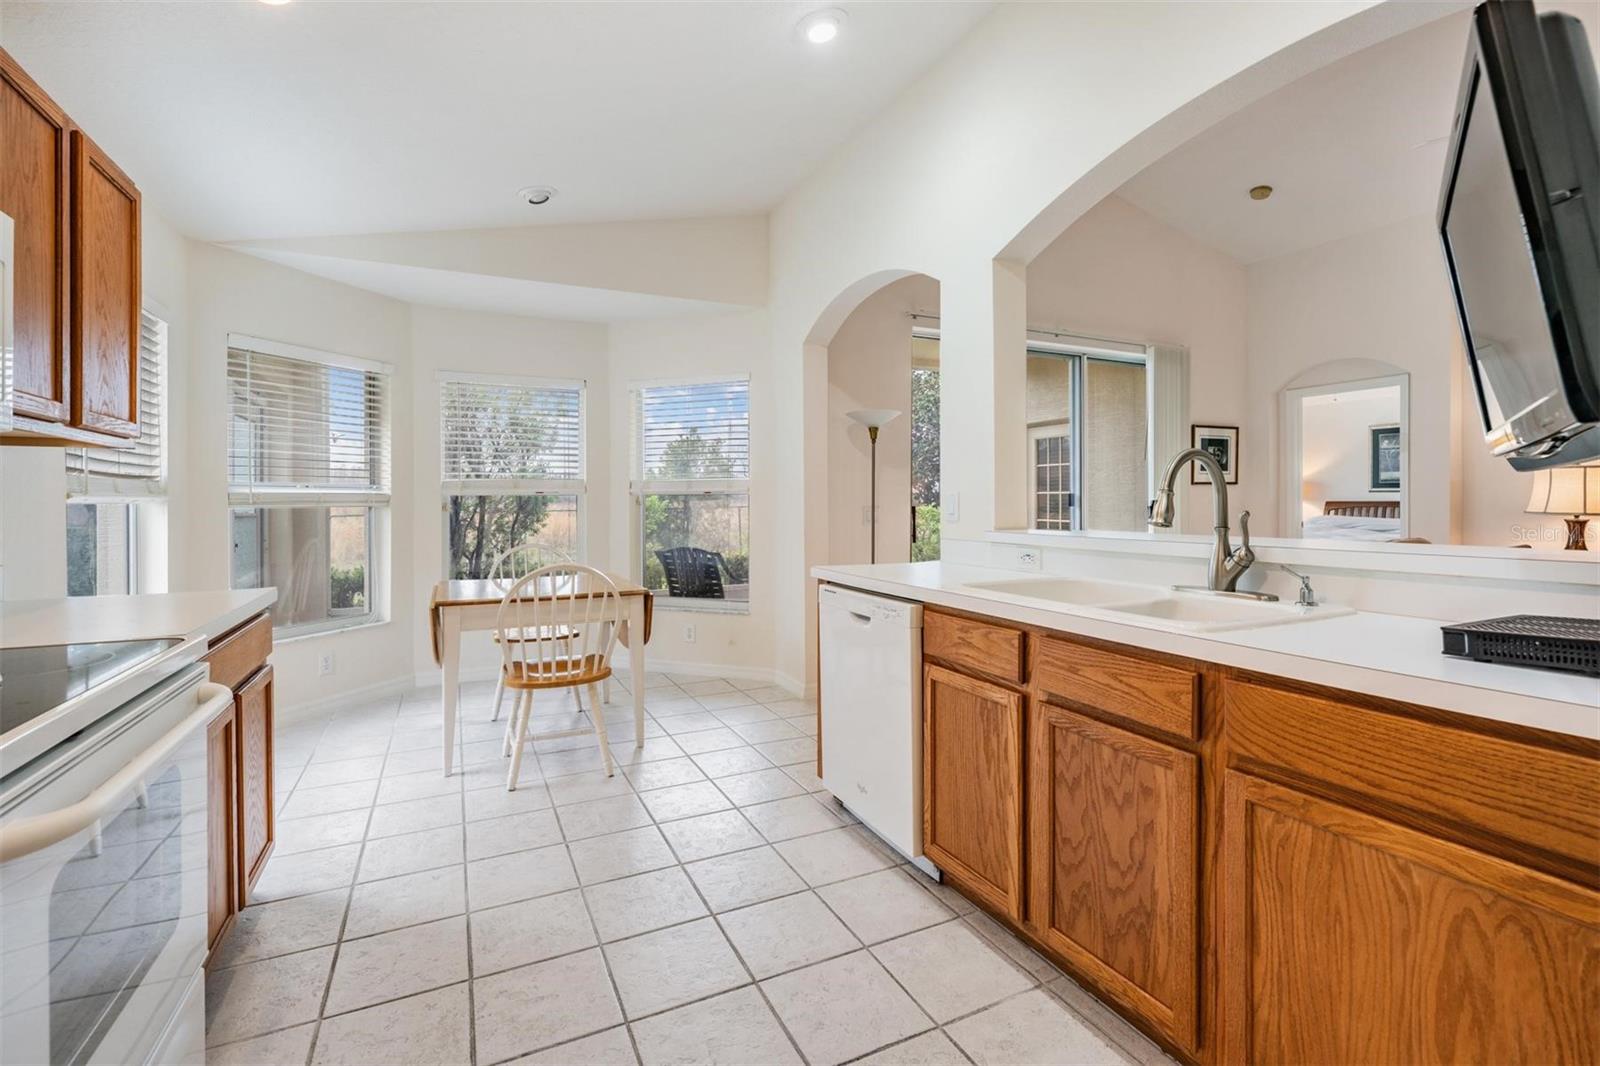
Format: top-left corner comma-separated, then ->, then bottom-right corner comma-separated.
889,596 -> 1600,1065
1028,701 -> 1199,1052
204,613 -> 275,957
235,664 -> 276,905
205,701 -> 239,958
1221,771 -> 1600,1065
922,662 -> 1025,920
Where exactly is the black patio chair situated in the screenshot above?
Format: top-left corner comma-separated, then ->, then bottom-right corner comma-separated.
655,546 -> 728,599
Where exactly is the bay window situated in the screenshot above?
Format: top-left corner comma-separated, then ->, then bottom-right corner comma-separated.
66,310 -> 166,596
632,378 -> 750,609
226,337 -> 391,634
439,374 -> 584,579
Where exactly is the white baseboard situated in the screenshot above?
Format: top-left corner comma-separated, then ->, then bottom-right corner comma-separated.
773,669 -> 816,700
276,676 -> 414,725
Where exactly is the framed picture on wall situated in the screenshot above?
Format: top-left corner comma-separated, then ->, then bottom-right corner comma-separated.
1189,424 -> 1239,485
1370,424 -> 1401,491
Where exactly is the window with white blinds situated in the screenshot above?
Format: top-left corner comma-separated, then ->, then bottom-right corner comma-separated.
439,375 -> 584,490
438,375 -> 586,580
633,378 -> 750,486
632,377 -> 751,610
226,340 -> 391,505
66,310 -> 166,494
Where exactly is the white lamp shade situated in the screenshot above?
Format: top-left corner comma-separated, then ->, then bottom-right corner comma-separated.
1525,465 -> 1600,516
846,408 -> 901,430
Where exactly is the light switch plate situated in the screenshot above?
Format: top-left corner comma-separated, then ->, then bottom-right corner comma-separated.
941,491 -> 959,522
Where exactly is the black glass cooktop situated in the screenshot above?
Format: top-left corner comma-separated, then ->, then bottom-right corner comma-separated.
0,639 -> 181,736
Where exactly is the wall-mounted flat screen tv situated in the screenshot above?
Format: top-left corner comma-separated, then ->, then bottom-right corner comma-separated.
1438,0 -> 1600,470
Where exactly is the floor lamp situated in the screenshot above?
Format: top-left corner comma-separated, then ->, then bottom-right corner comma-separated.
847,408 -> 901,563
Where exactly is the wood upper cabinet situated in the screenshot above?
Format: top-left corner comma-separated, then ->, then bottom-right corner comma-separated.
69,130 -> 140,438
0,46 -> 141,445
922,663 -> 1025,920
1221,771 -> 1600,1065
1029,701 -> 1200,1052
0,47 -> 71,423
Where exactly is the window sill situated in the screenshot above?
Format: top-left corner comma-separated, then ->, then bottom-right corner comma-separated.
653,598 -> 751,616
272,616 -> 391,644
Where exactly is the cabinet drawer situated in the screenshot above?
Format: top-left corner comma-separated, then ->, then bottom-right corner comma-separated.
924,609 -> 1025,685
1223,677 -> 1600,884
1034,635 -> 1198,740
206,612 -> 272,691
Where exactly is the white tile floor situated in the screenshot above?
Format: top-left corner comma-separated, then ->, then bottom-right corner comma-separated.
205,673 -> 1176,1066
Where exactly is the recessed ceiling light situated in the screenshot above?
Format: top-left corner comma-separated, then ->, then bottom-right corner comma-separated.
798,8 -> 846,45
517,185 -> 558,206
1249,185 -> 1274,201
259,0 -> 292,6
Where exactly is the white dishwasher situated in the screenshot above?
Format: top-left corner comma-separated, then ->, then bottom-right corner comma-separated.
818,584 -> 936,877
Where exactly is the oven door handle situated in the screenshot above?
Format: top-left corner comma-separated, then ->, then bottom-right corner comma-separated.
0,682 -> 233,864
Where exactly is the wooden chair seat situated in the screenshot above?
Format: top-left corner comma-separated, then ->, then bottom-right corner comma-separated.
503,657 -> 612,691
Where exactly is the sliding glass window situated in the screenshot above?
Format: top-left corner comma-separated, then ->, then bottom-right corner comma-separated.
1026,348 -> 1149,533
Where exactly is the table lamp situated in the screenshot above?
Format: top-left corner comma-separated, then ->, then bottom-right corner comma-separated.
1525,465 -> 1600,550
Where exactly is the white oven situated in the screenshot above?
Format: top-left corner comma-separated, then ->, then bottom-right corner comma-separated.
0,668 -> 232,1066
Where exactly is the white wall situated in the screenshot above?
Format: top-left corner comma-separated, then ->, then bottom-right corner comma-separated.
769,0 -> 1430,688
1297,386 -> 1402,526
826,274 -> 939,566
605,309 -> 781,685
406,304 -> 611,682
185,243 -> 415,713
1025,195 -> 1250,534
1241,211 -> 1570,548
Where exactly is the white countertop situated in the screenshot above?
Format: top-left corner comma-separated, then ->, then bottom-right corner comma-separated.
813,562 -> 1600,742
0,589 -> 278,649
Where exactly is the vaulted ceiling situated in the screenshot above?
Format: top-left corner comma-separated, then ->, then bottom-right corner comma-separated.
3,1 -> 992,242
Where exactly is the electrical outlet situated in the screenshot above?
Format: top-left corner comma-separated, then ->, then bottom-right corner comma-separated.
318,652 -> 335,676
861,504 -> 874,526
683,624 -> 697,644
1016,548 -> 1041,570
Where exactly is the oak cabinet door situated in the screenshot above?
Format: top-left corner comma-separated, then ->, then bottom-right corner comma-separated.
0,48 -> 70,423
206,703 -> 239,958
69,130 -> 139,437
922,663 -> 1025,920
1221,771 -> 1600,1065
235,665 -> 276,905
1028,702 -> 1199,1051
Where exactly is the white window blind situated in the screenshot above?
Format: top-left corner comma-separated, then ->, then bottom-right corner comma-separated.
66,310 -> 166,494
634,378 -> 750,487
439,376 -> 584,491
226,342 -> 390,505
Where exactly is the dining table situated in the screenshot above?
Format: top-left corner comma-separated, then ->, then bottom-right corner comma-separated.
427,573 -> 654,776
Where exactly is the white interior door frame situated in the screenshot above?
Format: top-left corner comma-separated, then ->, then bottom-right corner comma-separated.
1279,372 -> 1411,539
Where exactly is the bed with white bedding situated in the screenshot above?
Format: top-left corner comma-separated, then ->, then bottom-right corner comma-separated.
1301,499 -> 1418,541
1301,513 -> 1405,541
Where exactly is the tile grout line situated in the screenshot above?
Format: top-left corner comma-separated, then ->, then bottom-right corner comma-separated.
300,688 -> 403,1062
298,692 -> 395,1065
